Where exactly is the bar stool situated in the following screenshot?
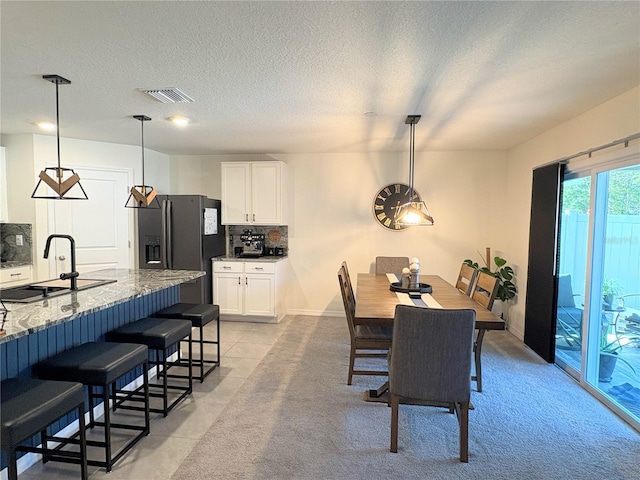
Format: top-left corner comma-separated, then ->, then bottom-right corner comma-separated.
154,303 -> 220,382
107,317 -> 193,416
33,342 -> 150,473
1,378 -> 87,480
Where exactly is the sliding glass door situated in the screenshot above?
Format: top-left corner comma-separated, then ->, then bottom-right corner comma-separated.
588,165 -> 640,419
556,159 -> 640,427
555,176 -> 591,375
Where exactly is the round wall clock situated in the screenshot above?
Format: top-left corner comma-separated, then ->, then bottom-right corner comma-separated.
372,183 -> 422,231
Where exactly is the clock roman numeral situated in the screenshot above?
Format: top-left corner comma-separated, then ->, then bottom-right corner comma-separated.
374,204 -> 384,210
377,212 -> 387,221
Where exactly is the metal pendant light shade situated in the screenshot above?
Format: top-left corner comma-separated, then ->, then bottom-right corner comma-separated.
31,75 -> 88,200
125,115 -> 160,208
394,115 -> 434,227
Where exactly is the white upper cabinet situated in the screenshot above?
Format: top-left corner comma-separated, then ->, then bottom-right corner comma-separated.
221,161 -> 287,225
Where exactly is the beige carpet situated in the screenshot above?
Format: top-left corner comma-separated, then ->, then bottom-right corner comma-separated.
171,315 -> 639,480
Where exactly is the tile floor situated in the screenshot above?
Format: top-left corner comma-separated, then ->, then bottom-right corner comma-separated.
14,317 -> 293,480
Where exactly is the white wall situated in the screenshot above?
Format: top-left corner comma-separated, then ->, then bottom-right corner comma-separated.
169,153 -> 275,198
275,151 -> 509,315
505,86 -> 640,340
2,134 -> 36,225
2,133 -> 171,279
172,151 -> 508,316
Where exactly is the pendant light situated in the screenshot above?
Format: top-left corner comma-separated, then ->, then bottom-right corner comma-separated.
31,75 -> 88,200
394,115 -> 434,227
125,115 -> 160,208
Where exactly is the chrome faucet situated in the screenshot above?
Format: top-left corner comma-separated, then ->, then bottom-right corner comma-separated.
44,234 -> 79,290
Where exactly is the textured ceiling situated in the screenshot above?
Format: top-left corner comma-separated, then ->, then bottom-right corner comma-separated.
1,1 -> 639,156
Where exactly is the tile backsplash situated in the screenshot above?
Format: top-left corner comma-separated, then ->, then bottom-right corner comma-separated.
228,225 -> 288,255
0,223 -> 33,268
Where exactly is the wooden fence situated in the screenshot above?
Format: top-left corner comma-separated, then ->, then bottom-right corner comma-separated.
559,214 -> 640,309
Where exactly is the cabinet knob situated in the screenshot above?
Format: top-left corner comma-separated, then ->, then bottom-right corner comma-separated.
58,255 -> 66,261
10,273 -> 22,277
246,214 -> 249,221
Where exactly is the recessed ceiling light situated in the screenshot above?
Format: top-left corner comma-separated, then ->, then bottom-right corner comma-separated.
168,116 -> 190,126
35,121 -> 56,131
364,111 -> 377,117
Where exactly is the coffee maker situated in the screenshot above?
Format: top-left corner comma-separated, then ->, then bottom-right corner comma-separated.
238,230 -> 264,257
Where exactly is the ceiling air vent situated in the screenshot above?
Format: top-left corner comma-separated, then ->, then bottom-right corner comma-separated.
138,87 -> 194,104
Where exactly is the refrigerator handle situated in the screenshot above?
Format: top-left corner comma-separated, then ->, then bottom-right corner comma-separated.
161,199 -> 170,269
166,199 -> 173,269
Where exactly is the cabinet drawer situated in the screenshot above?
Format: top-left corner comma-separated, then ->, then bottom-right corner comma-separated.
0,265 -> 32,285
244,262 -> 275,274
213,261 -> 243,273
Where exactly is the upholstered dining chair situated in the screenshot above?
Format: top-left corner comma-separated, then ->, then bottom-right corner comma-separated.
389,305 -> 476,462
471,271 -> 499,311
338,265 -> 392,385
375,256 -> 410,275
455,263 -> 478,296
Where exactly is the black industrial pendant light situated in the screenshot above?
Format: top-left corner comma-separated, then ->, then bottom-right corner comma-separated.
125,115 -> 160,208
394,115 -> 434,227
31,75 -> 88,200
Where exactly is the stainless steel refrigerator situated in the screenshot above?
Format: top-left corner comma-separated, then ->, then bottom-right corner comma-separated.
137,195 -> 225,304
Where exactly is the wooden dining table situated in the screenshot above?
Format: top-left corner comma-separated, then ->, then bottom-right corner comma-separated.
354,273 -> 506,398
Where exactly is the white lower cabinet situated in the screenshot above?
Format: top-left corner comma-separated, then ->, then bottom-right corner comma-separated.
0,265 -> 32,287
213,260 -> 287,322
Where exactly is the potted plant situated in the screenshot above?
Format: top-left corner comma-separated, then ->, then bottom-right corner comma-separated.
599,336 -> 637,382
602,278 -> 622,309
463,256 -> 517,303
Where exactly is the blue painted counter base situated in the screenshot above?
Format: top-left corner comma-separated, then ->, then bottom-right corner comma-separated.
0,285 -> 179,471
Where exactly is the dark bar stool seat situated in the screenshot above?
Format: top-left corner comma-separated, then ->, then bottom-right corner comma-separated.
155,303 -> 220,382
33,342 -> 150,473
1,378 -> 87,480
107,317 -> 193,416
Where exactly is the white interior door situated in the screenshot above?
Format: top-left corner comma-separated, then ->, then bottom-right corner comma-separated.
49,167 -> 132,276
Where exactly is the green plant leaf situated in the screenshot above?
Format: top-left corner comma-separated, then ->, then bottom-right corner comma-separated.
494,257 -> 507,268
463,259 -> 477,268
499,267 -> 514,281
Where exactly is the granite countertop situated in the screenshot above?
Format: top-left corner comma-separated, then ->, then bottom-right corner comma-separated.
0,268 -> 204,344
0,261 -> 32,269
213,255 -> 288,263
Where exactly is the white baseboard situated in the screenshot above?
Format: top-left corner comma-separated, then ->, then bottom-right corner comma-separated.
284,309 -> 344,317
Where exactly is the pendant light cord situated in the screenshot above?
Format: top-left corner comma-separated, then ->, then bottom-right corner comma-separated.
55,78 -> 62,175
408,121 -> 415,201
140,118 -> 146,190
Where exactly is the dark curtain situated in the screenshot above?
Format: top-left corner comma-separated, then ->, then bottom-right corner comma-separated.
524,163 -> 564,363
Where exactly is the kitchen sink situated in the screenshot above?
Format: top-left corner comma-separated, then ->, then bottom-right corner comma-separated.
0,278 -> 117,303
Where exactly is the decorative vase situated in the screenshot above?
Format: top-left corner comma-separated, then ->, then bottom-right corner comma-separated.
491,299 -> 504,319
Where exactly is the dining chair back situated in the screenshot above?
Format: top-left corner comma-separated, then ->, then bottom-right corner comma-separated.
455,263 -> 478,296
338,265 -> 392,385
375,256 -> 410,275
471,271 -> 499,310
388,305 -> 476,462
341,261 -> 355,307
